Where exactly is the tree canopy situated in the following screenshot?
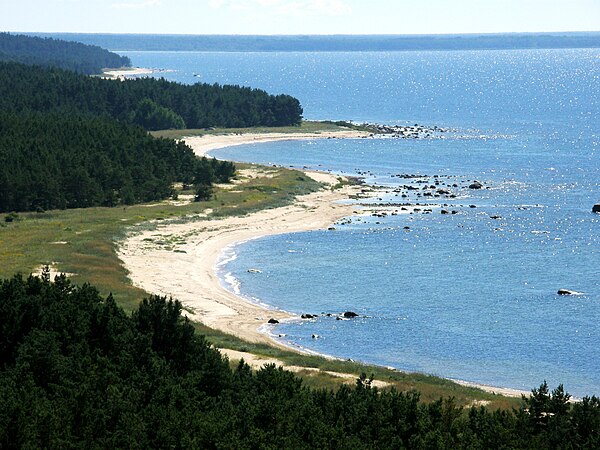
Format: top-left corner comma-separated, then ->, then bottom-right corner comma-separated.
0,273 -> 598,449
0,112 -> 234,212
0,32 -> 130,74
0,39 -> 302,212
0,61 -> 303,130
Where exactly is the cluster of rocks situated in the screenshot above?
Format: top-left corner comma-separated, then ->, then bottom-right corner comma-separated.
361,123 -> 450,139
267,311 -> 361,327
333,172 -> 497,227
354,175 -> 488,204
302,311 -> 360,320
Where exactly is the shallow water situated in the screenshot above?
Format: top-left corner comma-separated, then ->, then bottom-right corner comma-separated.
124,48 -> 600,396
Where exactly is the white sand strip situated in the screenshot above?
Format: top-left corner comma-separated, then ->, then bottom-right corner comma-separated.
184,130 -> 370,157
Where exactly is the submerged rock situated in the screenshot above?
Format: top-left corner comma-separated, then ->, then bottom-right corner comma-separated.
469,181 -> 484,189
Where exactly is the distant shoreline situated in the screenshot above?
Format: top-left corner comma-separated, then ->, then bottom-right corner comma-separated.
101,67 -> 154,79
31,31 -> 600,53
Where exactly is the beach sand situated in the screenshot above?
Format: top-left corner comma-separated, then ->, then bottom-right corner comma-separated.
184,130 -> 370,157
118,131 -> 366,349
102,67 -> 155,80
118,179 -> 359,348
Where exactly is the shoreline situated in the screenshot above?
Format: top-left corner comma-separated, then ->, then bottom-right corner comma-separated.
118,130 -> 528,398
183,129 -> 370,158
101,67 -> 158,79
118,130 -> 366,350
118,173 -> 361,349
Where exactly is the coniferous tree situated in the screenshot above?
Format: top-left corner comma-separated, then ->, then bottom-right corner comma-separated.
0,113 -> 235,211
0,62 -> 303,130
0,274 -> 600,448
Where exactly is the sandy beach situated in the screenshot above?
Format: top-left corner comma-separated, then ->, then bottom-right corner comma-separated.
118,179 -> 359,348
184,129 -> 370,157
102,67 -> 156,79
118,131 -> 366,348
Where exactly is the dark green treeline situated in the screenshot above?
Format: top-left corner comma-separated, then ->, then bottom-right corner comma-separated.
0,38 -> 301,212
0,274 -> 598,449
0,32 -> 130,75
0,61 -> 303,130
0,113 -> 234,212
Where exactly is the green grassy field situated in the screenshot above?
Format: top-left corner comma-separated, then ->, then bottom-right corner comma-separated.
0,163 -> 320,311
0,150 -> 522,409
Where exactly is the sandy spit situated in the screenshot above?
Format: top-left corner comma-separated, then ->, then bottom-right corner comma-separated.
101,67 -> 155,80
184,130 -> 370,157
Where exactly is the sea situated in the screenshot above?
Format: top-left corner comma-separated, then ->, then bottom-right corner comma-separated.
121,48 -> 600,396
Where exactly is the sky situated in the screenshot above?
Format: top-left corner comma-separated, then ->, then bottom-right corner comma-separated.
2,0 -> 599,35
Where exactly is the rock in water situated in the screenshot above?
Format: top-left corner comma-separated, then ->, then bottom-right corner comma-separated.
469,181 -> 484,189
593,204 -> 600,213
268,318 -> 279,324
557,289 -> 581,296
343,311 -> 359,318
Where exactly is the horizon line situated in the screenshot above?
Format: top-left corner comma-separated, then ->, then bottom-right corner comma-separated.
12,30 -> 600,37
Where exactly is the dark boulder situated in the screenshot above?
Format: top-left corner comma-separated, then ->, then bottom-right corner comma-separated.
343,311 -> 359,318
593,204 -> 600,213
268,318 -> 279,324
469,181 -> 484,189
557,289 -> 581,296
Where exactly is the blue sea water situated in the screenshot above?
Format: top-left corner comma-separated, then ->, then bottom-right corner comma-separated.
123,48 -> 600,396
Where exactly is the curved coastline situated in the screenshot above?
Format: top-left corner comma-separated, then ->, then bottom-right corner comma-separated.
118,130 -> 367,351
118,131 -> 529,398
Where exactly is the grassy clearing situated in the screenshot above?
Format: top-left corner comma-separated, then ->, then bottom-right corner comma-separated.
151,120 -> 371,140
0,163 -> 319,312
